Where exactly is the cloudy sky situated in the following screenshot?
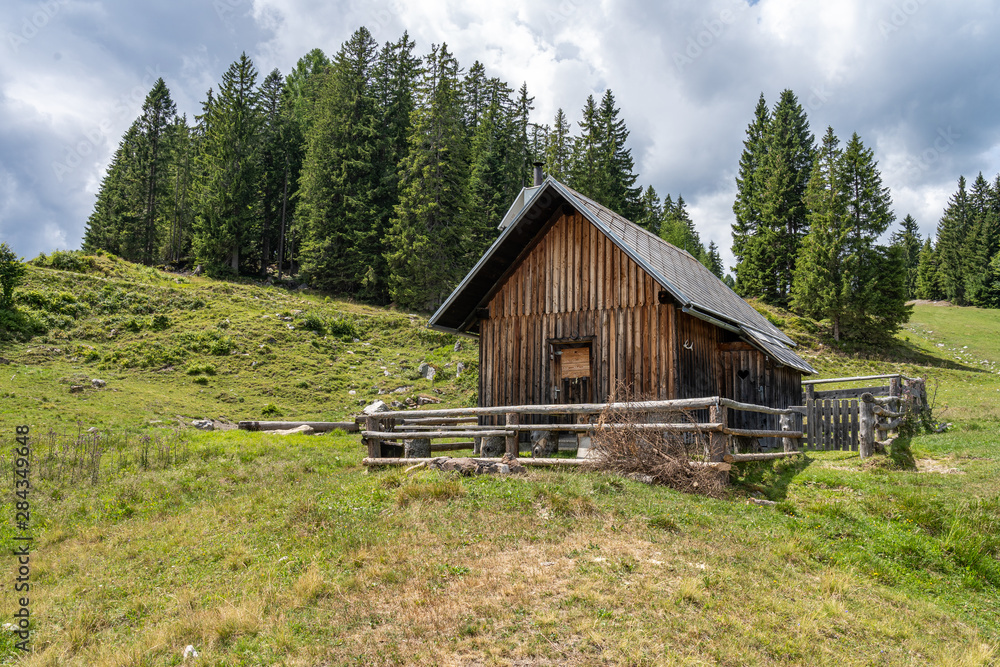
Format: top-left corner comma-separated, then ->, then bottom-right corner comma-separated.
1,0 -> 998,272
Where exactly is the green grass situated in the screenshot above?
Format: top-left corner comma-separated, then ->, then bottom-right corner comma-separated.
0,257 -> 997,665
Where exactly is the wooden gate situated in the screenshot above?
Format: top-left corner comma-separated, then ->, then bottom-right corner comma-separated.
801,398 -> 860,451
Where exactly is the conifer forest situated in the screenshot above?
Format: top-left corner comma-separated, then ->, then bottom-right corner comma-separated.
82,27 -> 1000,340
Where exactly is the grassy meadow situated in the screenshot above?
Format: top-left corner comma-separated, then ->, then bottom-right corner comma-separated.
0,255 -> 997,665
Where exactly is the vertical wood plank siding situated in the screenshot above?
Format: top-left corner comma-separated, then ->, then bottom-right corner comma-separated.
478,212 -> 802,415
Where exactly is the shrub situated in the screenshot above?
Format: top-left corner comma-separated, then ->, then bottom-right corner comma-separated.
0,242 -> 26,309
261,404 -> 283,417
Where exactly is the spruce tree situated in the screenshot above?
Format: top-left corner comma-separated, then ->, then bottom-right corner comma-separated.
963,172 -> 999,306
386,43 -> 470,310
467,77 -> 519,256
369,32 -> 421,301
792,129 -> 907,342
791,127 -> 849,339
890,213 -> 921,298
299,27 -> 381,294
936,176 -> 970,304
636,185 -> 662,234
915,238 -> 944,300
257,69 -> 289,275
732,94 -> 770,273
545,108 -> 572,181
756,90 -> 814,306
568,95 -> 600,197
192,53 -> 262,273
706,241 -> 725,279
83,79 -> 177,265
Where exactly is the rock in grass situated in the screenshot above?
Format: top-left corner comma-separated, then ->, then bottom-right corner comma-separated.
191,419 -> 214,431
69,385 -> 84,393
91,378 -> 106,388
362,400 -> 389,415
266,424 -> 315,436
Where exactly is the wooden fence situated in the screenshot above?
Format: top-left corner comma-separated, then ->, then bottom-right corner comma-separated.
357,396 -> 803,469
793,374 -> 928,454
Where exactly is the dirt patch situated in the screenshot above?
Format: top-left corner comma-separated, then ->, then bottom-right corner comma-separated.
906,299 -> 954,307
916,458 -> 964,474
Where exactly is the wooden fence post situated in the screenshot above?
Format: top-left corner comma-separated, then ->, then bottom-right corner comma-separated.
780,413 -> 795,452
505,412 -> 519,457
859,393 -> 876,458
708,402 -> 728,463
364,415 -> 380,458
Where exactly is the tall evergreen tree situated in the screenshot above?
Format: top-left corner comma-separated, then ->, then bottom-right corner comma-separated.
706,241 -> 725,279
756,90 -> 814,306
545,108 -> 572,181
466,77 -> 519,255
368,32 -> 421,301
890,213 -> 922,298
915,238 -> 944,300
732,94 -> 770,274
83,79 -> 177,265
257,69 -> 289,275
636,185 -> 662,234
791,127 -> 849,338
386,43 -> 470,310
963,172 -> 999,306
568,95 -> 601,197
299,27 -> 381,294
792,129 -> 907,342
192,54 -> 262,273
935,175 -> 971,304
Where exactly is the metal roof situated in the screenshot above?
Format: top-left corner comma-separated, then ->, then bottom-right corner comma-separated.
429,177 -> 816,375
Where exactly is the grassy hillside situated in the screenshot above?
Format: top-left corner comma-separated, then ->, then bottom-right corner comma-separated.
1,252 -> 478,431
0,256 -> 997,665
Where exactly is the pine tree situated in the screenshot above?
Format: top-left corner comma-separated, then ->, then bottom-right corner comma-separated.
369,32 -> 421,301
568,95 -> 600,197
257,69 -> 288,275
791,127 -> 849,339
83,79 -> 177,265
890,213 -> 921,298
595,89 -> 642,219
164,115 -> 195,263
192,53 -> 262,273
732,94 -> 770,271
467,77 -> 518,256
545,108 -> 572,181
792,129 -> 907,342
915,238 -> 944,300
386,43 -> 470,310
936,176 -> 971,304
298,27 -> 381,294
756,90 -> 814,306
963,172 -> 999,306
636,185 -> 662,234
83,125 -> 143,258
706,241 -> 725,279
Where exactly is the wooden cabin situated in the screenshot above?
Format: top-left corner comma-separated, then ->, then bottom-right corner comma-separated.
429,177 -> 815,431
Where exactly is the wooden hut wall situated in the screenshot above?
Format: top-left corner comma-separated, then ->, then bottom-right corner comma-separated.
479,210 -> 674,408
476,208 -> 803,418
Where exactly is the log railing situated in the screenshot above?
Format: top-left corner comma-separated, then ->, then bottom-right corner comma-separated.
359,396 -> 804,467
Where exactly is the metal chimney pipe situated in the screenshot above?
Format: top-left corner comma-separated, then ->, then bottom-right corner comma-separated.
532,161 -> 545,187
